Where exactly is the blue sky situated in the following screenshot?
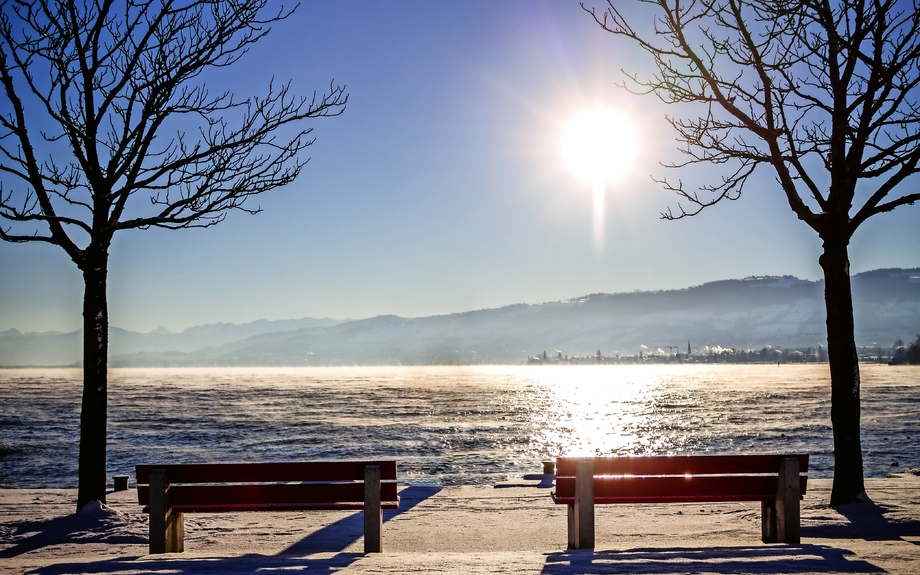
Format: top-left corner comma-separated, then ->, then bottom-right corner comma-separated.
1,0 -> 918,334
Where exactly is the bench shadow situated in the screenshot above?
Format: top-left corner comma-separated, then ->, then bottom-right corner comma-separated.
26,553 -> 362,575
542,544 -> 884,574
801,494 -> 920,543
0,501 -> 147,559
280,484 -> 441,555
22,485 -> 441,575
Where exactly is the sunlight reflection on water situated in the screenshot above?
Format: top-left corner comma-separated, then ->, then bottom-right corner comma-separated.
1,364 -> 917,488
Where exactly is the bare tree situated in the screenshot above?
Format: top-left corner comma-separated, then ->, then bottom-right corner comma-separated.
585,0 -> 920,505
0,0 -> 347,511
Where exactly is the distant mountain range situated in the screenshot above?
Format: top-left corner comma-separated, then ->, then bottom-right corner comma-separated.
2,268 -> 918,367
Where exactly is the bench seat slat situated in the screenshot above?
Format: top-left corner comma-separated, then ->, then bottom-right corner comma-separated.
552,475 -> 808,503
552,494 -> 785,504
555,454 -> 809,477
138,482 -> 399,507
141,501 -> 400,513
136,461 -> 397,485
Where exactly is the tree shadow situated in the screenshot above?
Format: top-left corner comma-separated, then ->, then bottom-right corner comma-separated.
542,544 -> 884,574
802,494 -> 920,543
21,485 -> 441,575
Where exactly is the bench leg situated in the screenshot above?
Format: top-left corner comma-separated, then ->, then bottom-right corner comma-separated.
761,500 -> 777,543
149,468 -> 184,553
364,465 -> 382,553
567,503 -> 576,548
167,510 -> 184,553
776,457 -> 801,544
573,459 -> 595,549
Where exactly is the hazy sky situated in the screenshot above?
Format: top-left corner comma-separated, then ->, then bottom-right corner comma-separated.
2,0 -> 919,334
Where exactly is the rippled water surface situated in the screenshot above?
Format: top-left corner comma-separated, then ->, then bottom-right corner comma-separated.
1,365 -> 917,488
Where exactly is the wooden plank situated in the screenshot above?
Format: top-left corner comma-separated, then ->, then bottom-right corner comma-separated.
553,475 -> 808,503
137,482 -> 400,506
555,454 -> 809,477
136,461 -> 397,484
140,501 -> 399,513
776,457 -> 801,543
574,460 -> 594,549
148,468 -> 169,554
566,504 -> 576,548
176,501 -> 398,512
364,465 -> 383,553
138,482 -> 399,507
762,500 -> 777,542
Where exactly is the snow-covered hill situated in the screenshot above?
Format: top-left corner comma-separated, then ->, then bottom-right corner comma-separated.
2,268 -> 917,366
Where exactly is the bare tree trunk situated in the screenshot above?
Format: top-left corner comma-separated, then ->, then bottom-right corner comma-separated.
820,241 -> 865,506
77,252 -> 109,512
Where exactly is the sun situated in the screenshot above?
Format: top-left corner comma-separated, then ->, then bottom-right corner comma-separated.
561,108 -> 638,185
561,107 -> 639,251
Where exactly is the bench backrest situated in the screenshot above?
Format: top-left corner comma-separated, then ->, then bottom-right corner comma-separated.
136,461 -> 398,511
553,454 -> 808,504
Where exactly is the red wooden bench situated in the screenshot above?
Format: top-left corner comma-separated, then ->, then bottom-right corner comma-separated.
136,461 -> 398,554
551,454 -> 808,549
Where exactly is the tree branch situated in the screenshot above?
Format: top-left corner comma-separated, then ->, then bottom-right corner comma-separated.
584,0 -> 920,239
1,0 -> 346,257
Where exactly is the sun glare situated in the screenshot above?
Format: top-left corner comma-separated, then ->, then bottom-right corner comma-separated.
561,108 -> 638,251
561,108 -> 637,185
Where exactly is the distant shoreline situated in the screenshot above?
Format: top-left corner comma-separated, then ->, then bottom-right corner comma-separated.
7,362 -> 920,369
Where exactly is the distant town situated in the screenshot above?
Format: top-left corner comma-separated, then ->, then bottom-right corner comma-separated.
526,336 -> 920,366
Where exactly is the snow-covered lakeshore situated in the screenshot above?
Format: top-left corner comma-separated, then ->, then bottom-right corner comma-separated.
5,364 -> 920,573
3,475 -> 920,574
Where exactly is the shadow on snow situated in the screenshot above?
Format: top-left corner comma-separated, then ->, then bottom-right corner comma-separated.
9,485 -> 440,575
542,544 -> 883,574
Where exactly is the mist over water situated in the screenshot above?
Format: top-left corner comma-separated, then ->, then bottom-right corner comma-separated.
1,365 -> 917,488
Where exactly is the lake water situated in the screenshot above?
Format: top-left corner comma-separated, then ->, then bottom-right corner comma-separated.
0,364 -> 917,488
